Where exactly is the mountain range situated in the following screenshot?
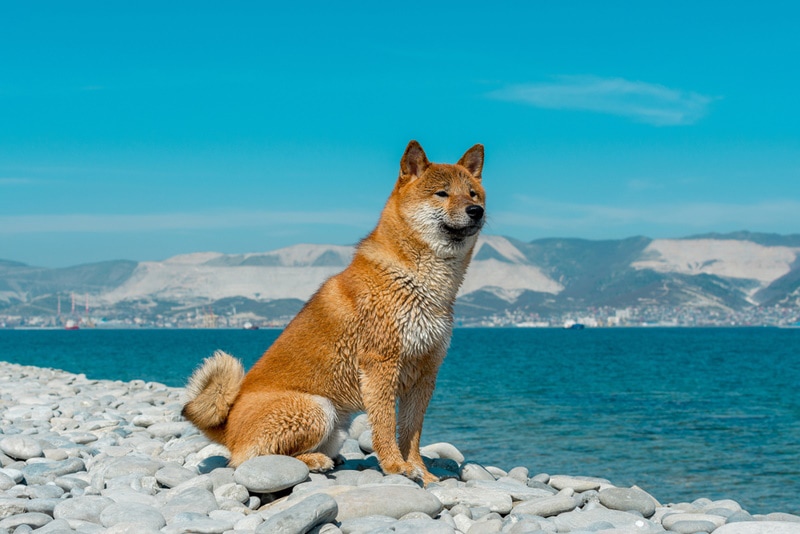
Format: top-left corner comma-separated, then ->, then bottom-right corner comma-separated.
2,232 -> 799,326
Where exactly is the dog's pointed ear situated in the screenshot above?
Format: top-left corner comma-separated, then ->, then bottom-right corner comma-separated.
400,140 -> 430,180
458,144 -> 484,181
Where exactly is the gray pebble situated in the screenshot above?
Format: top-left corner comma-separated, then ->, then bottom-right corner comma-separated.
357,430 -> 374,453
427,486 -> 512,514
160,487 -> 218,523
52,495 -> 114,523
155,465 -> 196,488
459,462 -> 496,482
21,458 -> 85,485
716,522 -> 800,534
197,455 -> 229,474
0,437 -> 43,461
332,484 -> 443,521
599,486 -> 657,518
668,519 -> 718,533
234,455 -> 309,493
394,518 -> 456,533
99,502 -> 166,530
0,473 -> 15,491
256,493 -> 338,533
420,443 -> 465,464
512,493 -> 579,518
547,474 -> 608,492
0,512 -> 52,530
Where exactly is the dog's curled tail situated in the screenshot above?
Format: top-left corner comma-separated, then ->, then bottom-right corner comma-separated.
182,350 -> 245,432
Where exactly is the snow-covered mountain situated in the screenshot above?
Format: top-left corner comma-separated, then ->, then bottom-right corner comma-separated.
2,232 -> 799,321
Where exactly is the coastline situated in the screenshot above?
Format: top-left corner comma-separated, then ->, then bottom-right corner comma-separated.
1,361 -> 799,533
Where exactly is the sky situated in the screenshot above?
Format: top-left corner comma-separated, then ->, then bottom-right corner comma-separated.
2,1 -> 799,267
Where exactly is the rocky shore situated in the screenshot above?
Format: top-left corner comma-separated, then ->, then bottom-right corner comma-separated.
1,361 -> 799,534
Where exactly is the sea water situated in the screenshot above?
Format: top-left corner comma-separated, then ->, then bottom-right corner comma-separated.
1,327 -> 798,514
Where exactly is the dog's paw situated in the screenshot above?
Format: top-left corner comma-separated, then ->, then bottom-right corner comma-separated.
381,460 -> 438,485
296,452 -> 335,472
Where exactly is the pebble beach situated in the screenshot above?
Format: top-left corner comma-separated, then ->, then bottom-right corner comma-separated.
1,361 -> 799,534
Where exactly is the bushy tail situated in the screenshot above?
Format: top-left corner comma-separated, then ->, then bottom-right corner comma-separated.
182,350 -> 245,435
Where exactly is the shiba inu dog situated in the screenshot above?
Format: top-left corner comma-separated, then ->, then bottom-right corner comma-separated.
182,140 -> 486,484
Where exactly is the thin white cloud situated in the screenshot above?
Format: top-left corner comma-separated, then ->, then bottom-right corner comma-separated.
495,197 -> 800,233
0,210 -> 376,234
489,76 -> 714,126
0,177 -> 37,186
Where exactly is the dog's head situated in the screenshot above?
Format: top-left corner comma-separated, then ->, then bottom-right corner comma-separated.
392,140 -> 486,258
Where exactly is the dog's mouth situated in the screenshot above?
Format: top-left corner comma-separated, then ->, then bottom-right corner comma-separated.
441,222 -> 483,241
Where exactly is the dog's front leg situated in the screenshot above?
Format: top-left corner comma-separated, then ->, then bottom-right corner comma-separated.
398,368 -> 439,485
360,355 -> 422,481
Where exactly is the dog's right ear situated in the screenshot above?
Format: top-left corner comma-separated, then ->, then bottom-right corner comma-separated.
399,140 -> 430,183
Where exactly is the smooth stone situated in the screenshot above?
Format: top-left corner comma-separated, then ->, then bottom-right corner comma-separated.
0,498 -> 27,519
162,517 -> 233,533
234,455 -> 310,493
160,487 -> 219,523
420,443 -> 465,464
0,472 -> 15,491
553,508 -> 661,532
703,499 -> 742,513
106,523 -> 162,534
27,518 -> 73,533
727,510 -> 756,523
453,513 -> 475,533
21,458 -> 85,484
22,498 -> 61,515
717,522 -> 800,534
99,502 -> 166,530
155,465 -> 196,488
507,467 -> 529,483
428,486 -> 513,514
52,495 -> 114,523
197,455 -> 229,474
0,512 -> 52,529
256,493 -> 338,534
468,479 -> 557,501
661,512 -> 726,530
339,515 -> 397,533
548,474 -> 608,492
214,482 -> 250,503
459,462 -> 496,482
394,518 -> 456,533
326,484 -> 443,521
0,436 -> 43,460
599,487 -> 657,517
146,421 -> 190,439
357,430 -> 374,453
512,494 -> 579,518
98,457 -> 162,479
669,519 -> 718,533
760,513 -> 800,523
467,519 -> 503,534
348,414 -> 371,439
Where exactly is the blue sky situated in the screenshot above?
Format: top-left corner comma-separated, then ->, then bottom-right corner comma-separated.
2,2 -> 799,267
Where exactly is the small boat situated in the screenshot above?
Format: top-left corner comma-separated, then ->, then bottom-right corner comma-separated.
563,320 -> 585,330
243,322 -> 260,330
64,320 -> 80,330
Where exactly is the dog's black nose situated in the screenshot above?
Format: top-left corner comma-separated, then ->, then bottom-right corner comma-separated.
466,205 -> 484,221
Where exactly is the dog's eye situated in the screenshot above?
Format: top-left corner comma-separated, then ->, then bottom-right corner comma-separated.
435,191 -> 449,198
469,190 -> 478,198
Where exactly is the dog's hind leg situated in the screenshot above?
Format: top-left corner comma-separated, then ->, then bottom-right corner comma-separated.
225,391 -> 339,471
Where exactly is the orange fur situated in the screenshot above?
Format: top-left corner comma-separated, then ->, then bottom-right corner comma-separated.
182,140 -> 486,484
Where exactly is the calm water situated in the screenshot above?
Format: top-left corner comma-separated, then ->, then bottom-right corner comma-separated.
1,327 -> 798,514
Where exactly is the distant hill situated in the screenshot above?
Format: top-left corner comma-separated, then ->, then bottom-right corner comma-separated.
2,232 -> 799,326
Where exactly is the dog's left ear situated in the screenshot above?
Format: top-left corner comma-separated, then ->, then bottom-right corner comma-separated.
400,140 -> 430,180
457,144 -> 484,181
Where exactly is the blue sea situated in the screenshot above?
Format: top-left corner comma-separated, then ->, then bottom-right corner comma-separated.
1,327 -> 798,515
